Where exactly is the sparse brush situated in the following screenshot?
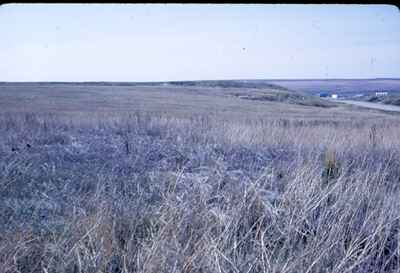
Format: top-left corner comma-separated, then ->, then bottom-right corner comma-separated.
369,124 -> 379,149
322,149 -> 341,184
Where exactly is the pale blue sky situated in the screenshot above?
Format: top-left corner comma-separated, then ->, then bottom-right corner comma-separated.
0,4 -> 399,81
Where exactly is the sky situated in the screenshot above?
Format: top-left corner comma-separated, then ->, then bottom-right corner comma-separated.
0,4 -> 399,81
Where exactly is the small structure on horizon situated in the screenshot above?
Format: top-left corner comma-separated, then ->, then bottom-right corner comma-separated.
331,94 -> 338,99
375,91 -> 388,96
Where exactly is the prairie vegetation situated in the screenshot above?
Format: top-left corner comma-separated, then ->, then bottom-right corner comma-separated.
1,108 -> 400,273
361,94 -> 400,106
230,89 -> 336,108
0,82 -> 340,116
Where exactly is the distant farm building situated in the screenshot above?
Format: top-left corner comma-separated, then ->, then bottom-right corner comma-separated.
331,94 -> 338,99
375,91 -> 388,96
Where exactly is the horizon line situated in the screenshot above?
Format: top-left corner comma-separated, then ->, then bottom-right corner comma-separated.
1,77 -> 400,83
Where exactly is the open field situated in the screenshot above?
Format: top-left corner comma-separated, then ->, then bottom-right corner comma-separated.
1,82 -> 400,273
0,82 -> 334,116
0,82 -> 395,120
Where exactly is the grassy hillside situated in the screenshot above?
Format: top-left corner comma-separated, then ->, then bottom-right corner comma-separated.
0,80 -> 290,90
265,78 -> 400,96
0,82 -> 345,119
230,89 -> 336,108
164,79 -> 290,90
360,94 -> 400,106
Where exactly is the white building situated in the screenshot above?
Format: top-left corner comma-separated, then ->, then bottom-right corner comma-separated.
331,94 -> 338,99
376,91 -> 388,96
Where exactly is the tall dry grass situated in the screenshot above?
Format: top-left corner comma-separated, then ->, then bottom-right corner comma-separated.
0,112 -> 399,273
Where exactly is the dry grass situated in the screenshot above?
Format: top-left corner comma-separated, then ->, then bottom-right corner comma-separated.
0,111 -> 399,273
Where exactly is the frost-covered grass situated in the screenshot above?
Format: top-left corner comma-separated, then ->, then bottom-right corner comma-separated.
0,112 -> 399,273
